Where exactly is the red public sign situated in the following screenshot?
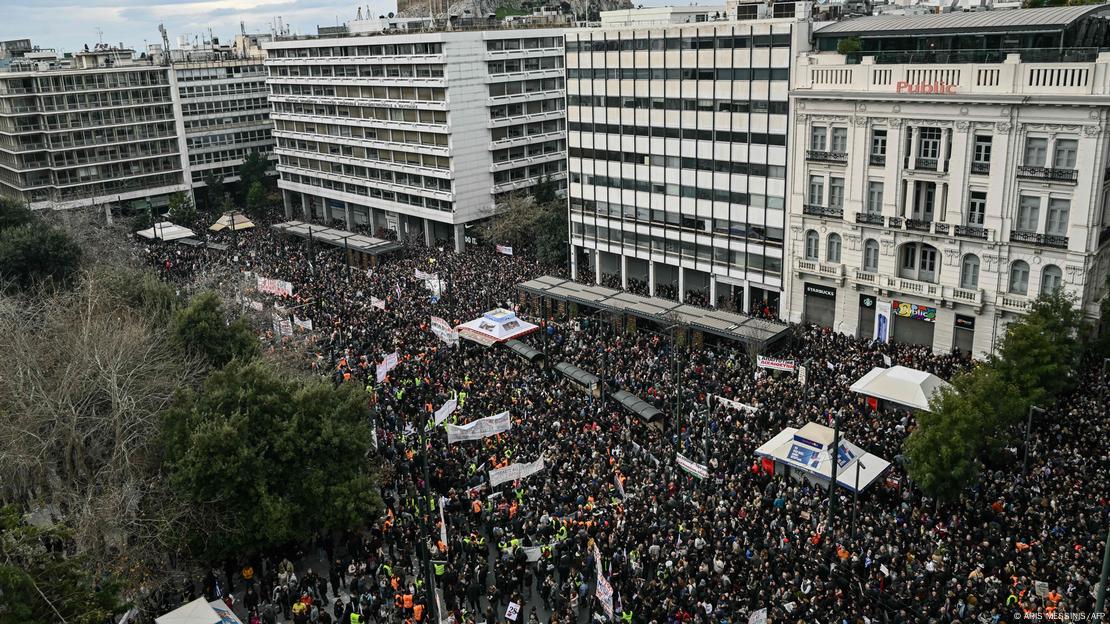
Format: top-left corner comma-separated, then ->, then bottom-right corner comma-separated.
895,81 -> 957,94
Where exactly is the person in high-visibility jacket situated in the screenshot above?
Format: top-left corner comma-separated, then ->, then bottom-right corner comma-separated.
413,604 -> 425,621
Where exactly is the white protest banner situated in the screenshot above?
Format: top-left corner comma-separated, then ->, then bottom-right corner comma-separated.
748,608 -> 767,624
880,564 -> 890,577
415,268 -> 433,280
446,411 -> 511,443
505,602 -> 520,622
427,278 -> 443,298
676,453 -> 709,480
257,276 -> 293,297
798,364 -> 808,387
433,397 -> 458,428
438,496 -> 448,549
488,456 -> 545,488
271,313 -> 282,335
1034,581 -> 1049,597
371,296 -> 386,311
279,319 -> 294,337
430,316 -> 459,347
522,546 -> 543,562
249,300 -> 264,311
712,395 -> 759,414
376,352 -> 399,383
496,244 -> 513,256
882,354 -> 893,367
614,472 -> 626,500
294,316 -> 314,331
593,541 -> 614,621
756,355 -> 796,373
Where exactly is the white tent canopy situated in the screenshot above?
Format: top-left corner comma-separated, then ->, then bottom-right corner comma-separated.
456,308 -> 538,346
209,212 -> 255,232
136,221 -> 196,242
755,422 -> 891,492
849,365 -> 953,412
155,598 -> 243,624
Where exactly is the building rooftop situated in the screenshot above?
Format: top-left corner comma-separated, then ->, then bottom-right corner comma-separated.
815,4 -> 1110,36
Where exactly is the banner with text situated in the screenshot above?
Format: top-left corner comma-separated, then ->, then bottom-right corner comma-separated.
676,453 -> 709,479
756,355 -> 796,373
294,316 -> 313,331
433,397 -> 458,428
430,316 -> 459,347
593,542 -> 614,620
371,296 -> 386,311
496,244 -> 513,256
446,411 -> 512,443
712,395 -> 759,414
376,352 -> 399,383
488,456 -> 546,488
257,276 -> 293,297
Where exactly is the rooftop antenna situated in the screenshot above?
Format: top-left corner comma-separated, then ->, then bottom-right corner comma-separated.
158,23 -> 170,64
96,27 -> 103,45
240,20 -> 247,36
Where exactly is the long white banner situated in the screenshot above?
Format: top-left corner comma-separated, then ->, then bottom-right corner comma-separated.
371,296 -> 386,311
430,316 -> 459,347
593,541 -> 614,621
756,355 -> 796,372
376,352 -> 399,383
712,395 -> 759,414
488,456 -> 545,488
676,452 -> 709,479
446,411 -> 511,443
433,397 -> 458,428
257,276 -> 293,297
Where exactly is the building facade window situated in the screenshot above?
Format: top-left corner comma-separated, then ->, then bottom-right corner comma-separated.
810,126 -> 827,151
867,181 -> 883,215
870,129 -> 886,164
1046,198 -> 1070,236
1041,264 -> 1063,294
808,175 -> 824,206
918,127 -> 941,158
1009,260 -> 1030,295
973,135 -> 992,165
829,177 -> 844,209
1017,195 -> 1040,232
1023,137 -> 1047,167
1054,139 -> 1078,170
830,127 -> 847,153
960,254 -> 980,289
805,230 -> 819,261
863,239 -> 879,273
968,191 -> 986,226
899,242 -> 938,283
826,233 -> 842,262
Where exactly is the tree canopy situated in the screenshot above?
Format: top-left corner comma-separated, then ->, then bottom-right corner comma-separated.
482,182 -> 567,267
0,222 -> 83,293
170,291 -> 260,369
163,360 -> 383,558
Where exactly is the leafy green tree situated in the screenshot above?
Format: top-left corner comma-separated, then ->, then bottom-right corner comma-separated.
0,224 -> 83,292
170,292 -> 259,369
202,171 -> 225,213
163,360 -> 382,558
991,289 -> 1085,408
92,264 -> 180,324
167,192 -> 197,227
238,151 -> 273,201
836,36 -> 862,55
534,199 -> 568,267
0,506 -> 127,624
532,176 -> 558,205
0,197 -> 33,230
246,180 -> 267,220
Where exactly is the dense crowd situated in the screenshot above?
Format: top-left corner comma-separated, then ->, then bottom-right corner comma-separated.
142,225 -> 1110,624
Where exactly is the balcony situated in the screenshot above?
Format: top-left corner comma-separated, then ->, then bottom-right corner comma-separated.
853,269 -> 878,285
887,216 -> 903,229
1010,230 -> 1069,249
970,161 -> 991,175
796,258 -> 845,280
1017,165 -> 1078,183
806,150 -> 847,164
855,212 -> 884,226
915,157 -> 938,171
869,155 -> 886,167
954,225 -> 988,240
933,223 -> 950,235
999,294 -> 1033,313
948,286 -> 983,307
905,218 -> 932,232
803,204 -> 843,219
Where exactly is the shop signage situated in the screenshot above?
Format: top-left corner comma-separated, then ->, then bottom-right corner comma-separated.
955,314 -> 976,330
804,282 -> 836,300
892,300 -> 937,323
859,294 -> 876,309
896,81 -> 957,95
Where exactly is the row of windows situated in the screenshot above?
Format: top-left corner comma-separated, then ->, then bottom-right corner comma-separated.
276,136 -> 450,170
493,139 -> 564,164
571,197 -> 784,244
190,146 -> 272,166
568,67 -> 789,82
278,153 -> 452,193
281,170 -> 453,212
39,89 -> 172,112
184,112 -> 270,131
54,156 -> 180,186
176,65 -> 266,82
566,34 -> 790,52
51,138 -> 179,168
491,118 -> 565,142
488,57 -> 563,75
271,84 -> 446,103
45,122 -> 177,150
568,121 -> 786,146
187,129 -> 272,150
191,164 -> 240,183
573,221 -> 783,274
569,94 -> 788,115
486,37 -> 563,51
268,64 -> 445,79
43,107 -> 175,131
490,99 -> 565,120
489,78 -> 564,98
34,71 -> 169,93
268,43 -> 444,58
492,160 -> 566,185
182,97 -> 268,117
570,146 -> 785,179
273,103 -> 447,126
56,171 -> 182,201
572,171 -> 785,209
179,81 -> 268,99
277,120 -> 448,149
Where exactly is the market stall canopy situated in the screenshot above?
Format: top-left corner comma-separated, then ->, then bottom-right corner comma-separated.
849,365 -> 953,412
505,339 -> 544,362
755,423 -> 891,492
612,389 -> 663,423
209,212 -> 255,232
136,221 -> 195,242
456,308 -> 538,346
155,598 -> 243,624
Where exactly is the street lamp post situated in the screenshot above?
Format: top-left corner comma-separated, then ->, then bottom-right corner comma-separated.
828,409 -> 843,528
1023,405 -> 1043,476
851,458 -> 866,542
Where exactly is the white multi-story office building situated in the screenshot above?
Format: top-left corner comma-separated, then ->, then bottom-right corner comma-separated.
783,6 -> 1110,357
566,3 -> 810,312
0,47 -> 188,210
264,23 -> 567,250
